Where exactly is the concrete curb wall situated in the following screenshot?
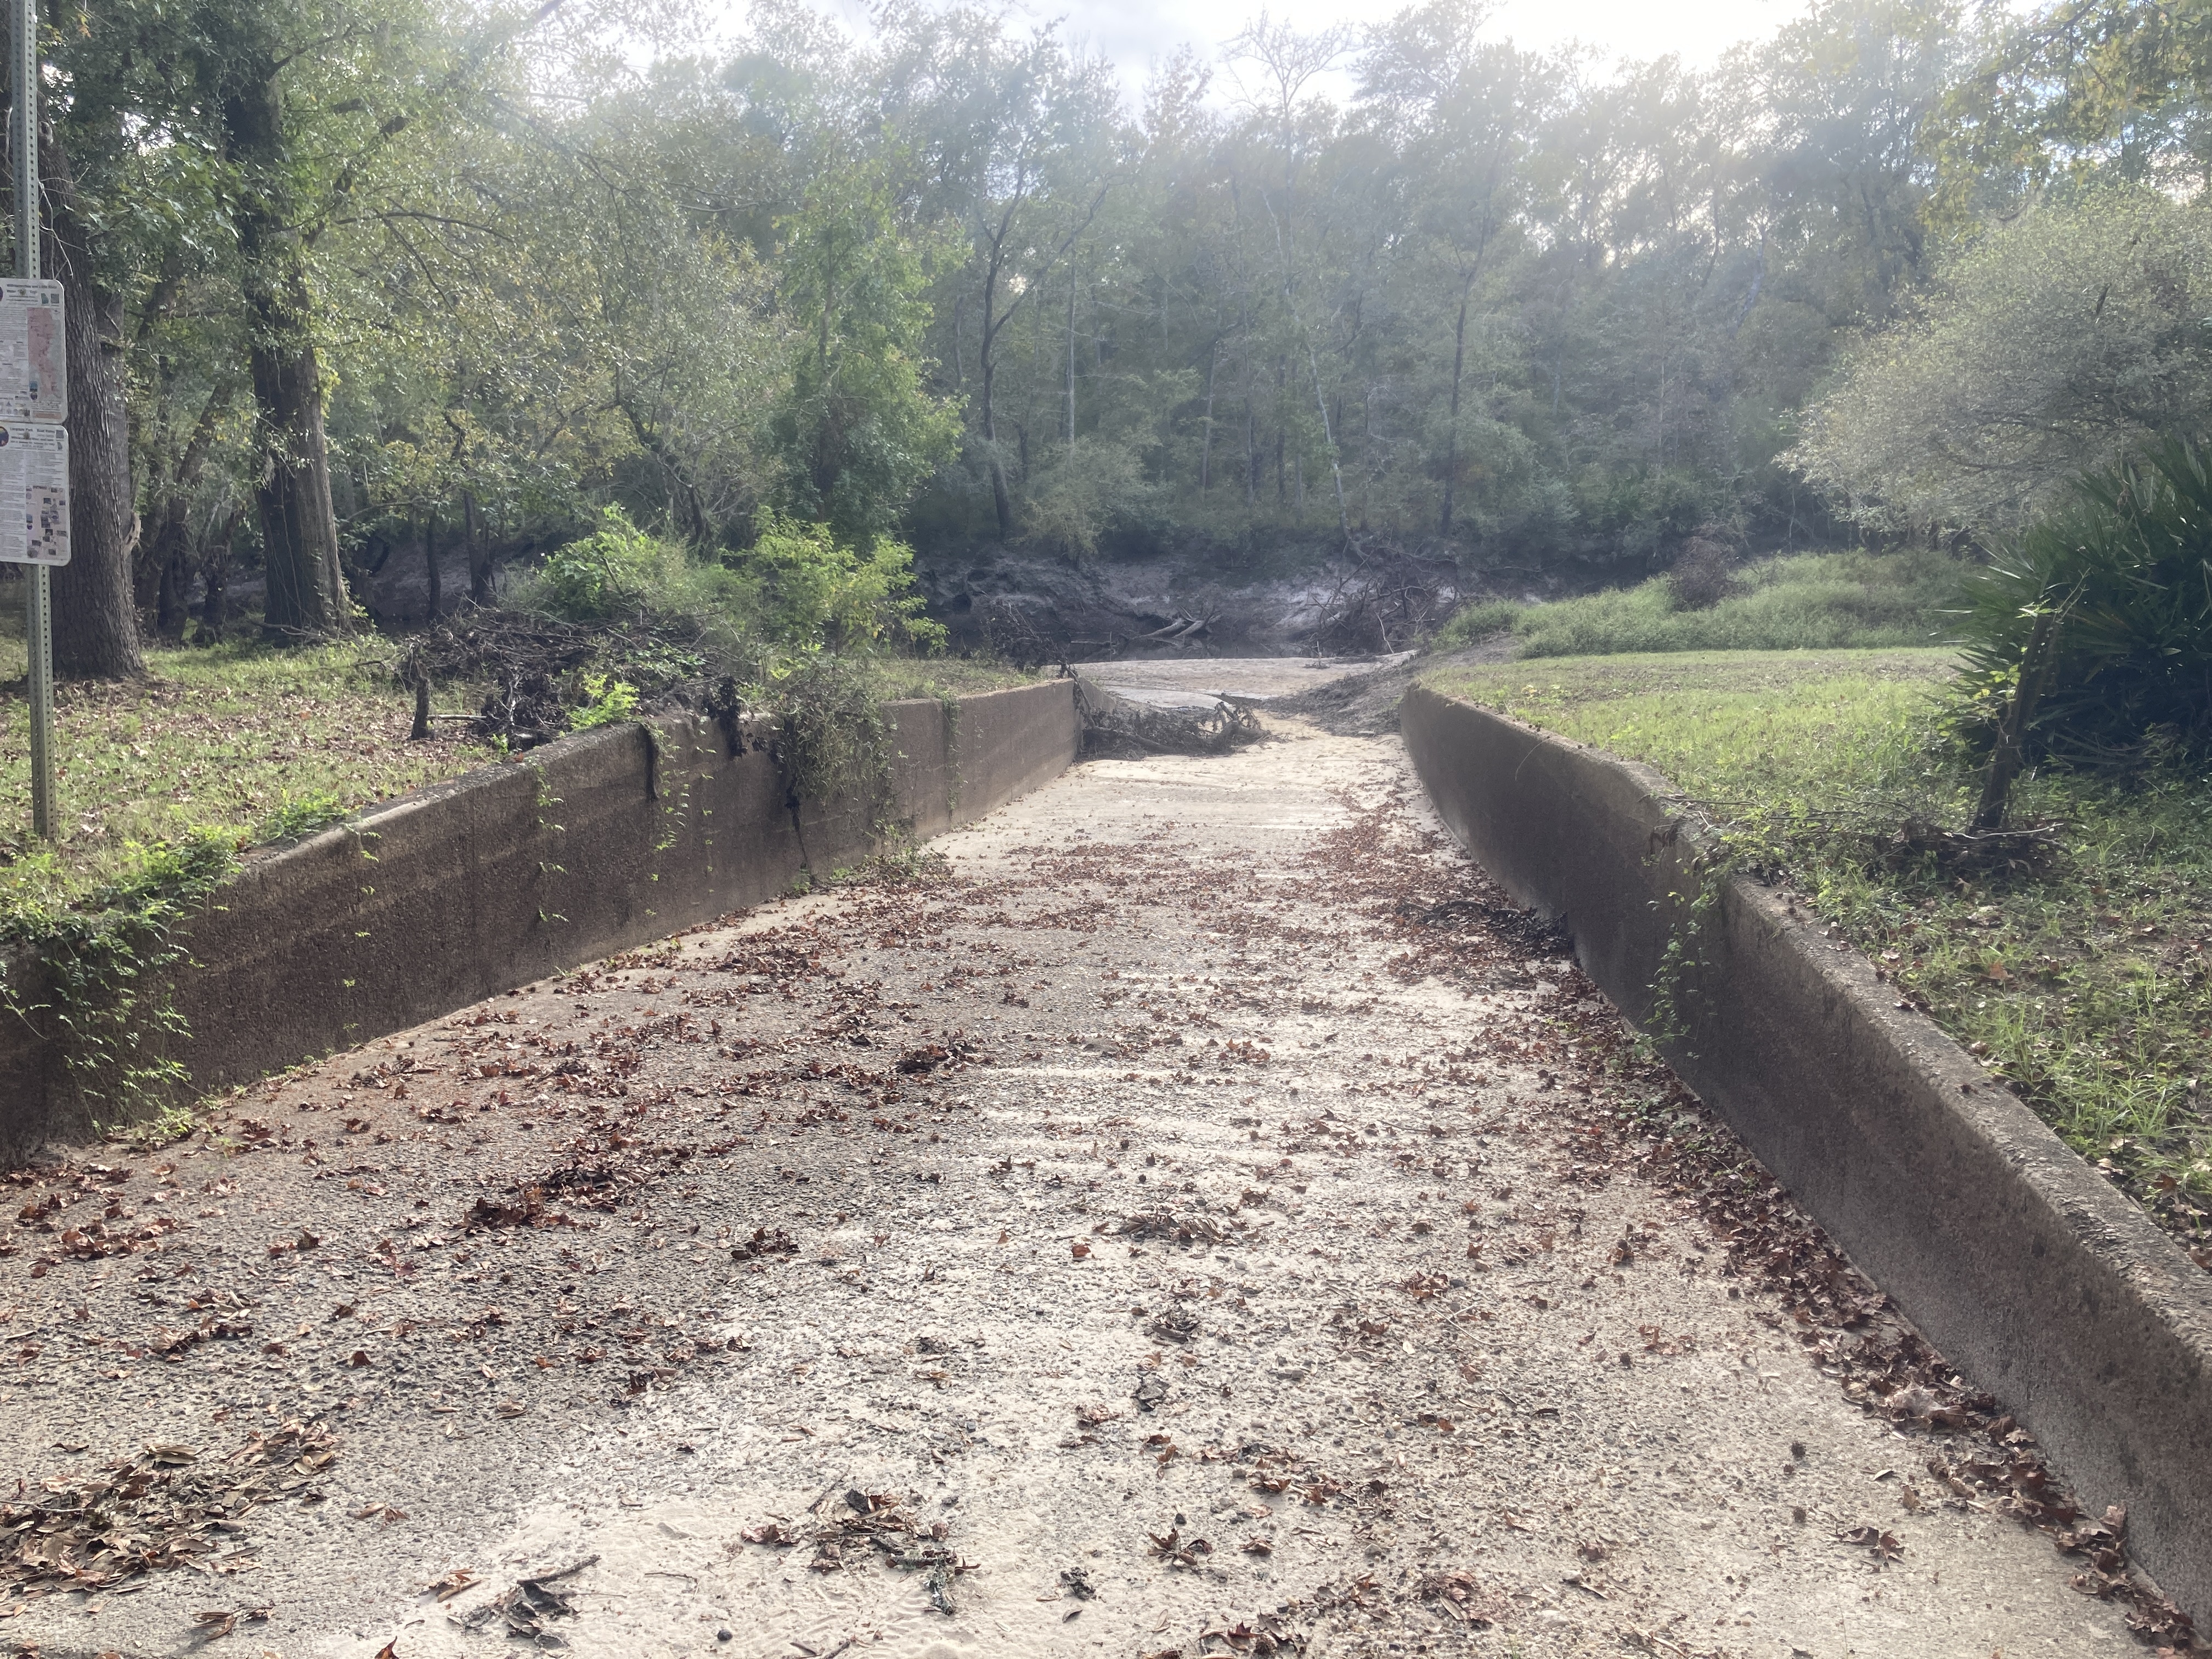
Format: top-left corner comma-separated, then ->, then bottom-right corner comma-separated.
1,680 -> 1079,1152
1401,682 -> 2212,1624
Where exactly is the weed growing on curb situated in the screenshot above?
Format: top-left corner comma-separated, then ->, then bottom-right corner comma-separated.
2,828 -> 241,1119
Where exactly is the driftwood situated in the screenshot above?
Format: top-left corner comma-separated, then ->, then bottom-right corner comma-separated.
1135,614 -> 1215,647
1071,675 -> 1263,757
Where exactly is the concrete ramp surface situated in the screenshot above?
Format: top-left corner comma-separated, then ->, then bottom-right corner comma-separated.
0,721 -> 2154,1657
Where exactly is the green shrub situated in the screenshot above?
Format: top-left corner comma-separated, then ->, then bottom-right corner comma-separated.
568,674 -> 641,731
1948,441 -> 2212,765
521,509 -> 943,674
1020,438 -> 1149,560
535,507 -> 668,620
731,512 -> 946,654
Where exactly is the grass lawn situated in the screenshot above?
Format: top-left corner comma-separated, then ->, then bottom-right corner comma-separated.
1424,648 -> 2212,1269
0,634 -> 495,914
1438,549 -> 1959,659
0,622 -> 1035,918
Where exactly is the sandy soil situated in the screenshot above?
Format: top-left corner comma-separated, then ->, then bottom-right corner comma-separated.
0,723 -> 2156,1659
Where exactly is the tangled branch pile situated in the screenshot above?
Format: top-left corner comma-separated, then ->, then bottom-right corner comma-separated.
1073,676 -> 1265,758
404,605 -> 719,749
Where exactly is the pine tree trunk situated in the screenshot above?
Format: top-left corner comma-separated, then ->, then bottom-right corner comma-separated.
39,124 -> 143,678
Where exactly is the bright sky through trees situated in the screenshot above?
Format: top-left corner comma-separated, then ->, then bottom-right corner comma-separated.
806,0 -> 1843,104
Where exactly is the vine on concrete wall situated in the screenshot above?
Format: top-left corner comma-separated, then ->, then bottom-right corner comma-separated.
2,830 -> 241,1123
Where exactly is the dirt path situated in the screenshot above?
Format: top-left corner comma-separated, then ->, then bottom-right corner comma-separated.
0,724 -> 2163,1659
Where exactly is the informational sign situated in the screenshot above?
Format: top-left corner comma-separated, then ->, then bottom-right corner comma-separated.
0,279 -> 61,424
0,421 -> 69,565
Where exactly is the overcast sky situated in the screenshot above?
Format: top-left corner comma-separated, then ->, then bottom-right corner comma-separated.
800,0 -> 1801,103
1087,0 -> 1792,93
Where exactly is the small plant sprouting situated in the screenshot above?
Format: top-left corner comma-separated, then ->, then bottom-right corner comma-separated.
569,673 -> 642,731
256,793 -> 353,846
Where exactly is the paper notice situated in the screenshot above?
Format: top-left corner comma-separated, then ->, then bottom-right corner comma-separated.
0,281 -> 64,424
0,423 -> 70,566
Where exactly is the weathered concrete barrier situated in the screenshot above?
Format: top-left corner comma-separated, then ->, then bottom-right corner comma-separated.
1,681 -> 1079,1151
1401,681 -> 2212,1626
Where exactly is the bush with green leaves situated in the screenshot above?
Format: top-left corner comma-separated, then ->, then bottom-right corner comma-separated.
568,674 -> 642,731
1948,441 -> 2212,766
523,507 -> 943,675
535,508 -> 670,620
729,513 -> 946,656
1019,439 -> 1149,561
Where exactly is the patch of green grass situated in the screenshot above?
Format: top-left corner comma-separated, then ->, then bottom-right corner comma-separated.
1438,548 -> 1961,658
1424,650 -> 1958,804
0,636 -> 493,910
1430,600 -> 1524,650
1424,647 -> 2212,1266
861,654 -> 1041,699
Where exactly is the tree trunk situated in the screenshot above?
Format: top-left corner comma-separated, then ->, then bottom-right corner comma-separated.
1441,284 -> 1471,538
144,382 -> 230,642
1199,338 -> 1216,493
37,123 -> 143,677
154,539 -> 190,640
465,492 -> 490,603
980,344 -> 1012,539
224,66 -> 350,641
1244,398 -> 1256,509
198,507 -> 237,644
424,510 -> 442,619
246,301 -> 349,639
146,500 -> 194,641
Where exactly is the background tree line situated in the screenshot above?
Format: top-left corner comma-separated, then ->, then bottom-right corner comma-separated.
10,0 -> 2204,677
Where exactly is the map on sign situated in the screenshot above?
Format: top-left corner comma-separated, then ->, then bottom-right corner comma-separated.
0,280 -> 63,424
0,424 -> 70,566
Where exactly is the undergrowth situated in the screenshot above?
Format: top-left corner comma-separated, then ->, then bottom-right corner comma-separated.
1424,648 -> 2212,1267
1,827 -> 241,1118
1434,548 -> 1959,657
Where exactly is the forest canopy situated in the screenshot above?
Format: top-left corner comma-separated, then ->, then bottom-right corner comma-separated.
14,0 -> 2210,673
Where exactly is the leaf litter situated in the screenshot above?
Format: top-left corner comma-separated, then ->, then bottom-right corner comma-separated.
0,718 -> 2185,1654
0,1421 -> 336,1601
